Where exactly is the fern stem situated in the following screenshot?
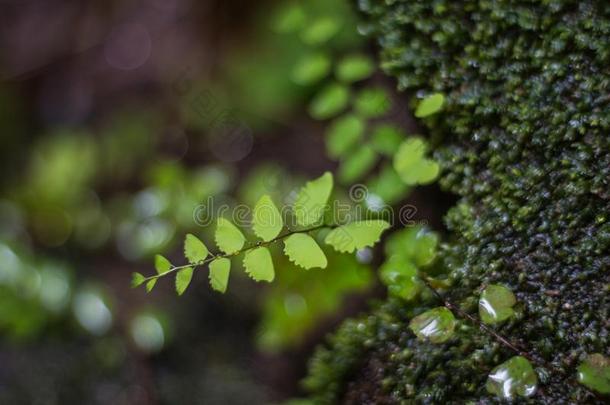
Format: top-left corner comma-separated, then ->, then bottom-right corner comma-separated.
142,223 -> 335,282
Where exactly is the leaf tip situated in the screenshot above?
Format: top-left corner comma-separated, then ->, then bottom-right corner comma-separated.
131,272 -> 146,288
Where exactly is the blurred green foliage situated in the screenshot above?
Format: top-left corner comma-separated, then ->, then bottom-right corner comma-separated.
0,0 -> 445,402
257,251 -> 371,352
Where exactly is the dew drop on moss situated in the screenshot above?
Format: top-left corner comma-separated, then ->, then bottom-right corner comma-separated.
577,353 -> 610,394
486,356 -> 538,399
478,284 -> 516,324
408,307 -> 456,343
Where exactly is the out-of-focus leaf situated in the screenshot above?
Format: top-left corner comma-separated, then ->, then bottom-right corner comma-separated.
354,87 -> 390,118
370,124 -> 405,156
367,165 -> 410,205
338,145 -> 378,184
379,256 -> 420,300
256,252 -> 372,352
309,83 -> 350,120
325,115 -> 365,159
415,93 -> 445,117
291,52 -> 331,85
384,226 -> 438,267
393,137 -> 440,185
272,2 -> 306,33
300,17 -> 340,45
336,54 -> 375,83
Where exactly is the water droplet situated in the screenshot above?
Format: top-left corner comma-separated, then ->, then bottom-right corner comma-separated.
409,307 -> 456,343
479,284 -> 516,324
486,356 -> 538,399
365,192 -> 386,212
356,247 -> 373,264
577,353 -> 610,394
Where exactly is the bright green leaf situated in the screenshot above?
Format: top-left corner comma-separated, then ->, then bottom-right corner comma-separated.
409,307 -> 456,343
324,220 -> 390,253
291,52 -> 331,86
300,17 -> 340,45
154,254 -> 171,274
284,233 -> 328,269
415,93 -> 445,117
184,234 -> 208,264
244,247 -> 275,282
175,267 -> 194,295
209,258 -> 231,293
146,279 -> 157,293
354,87 -> 390,118
252,195 -> 283,241
294,172 -> 333,227
309,83 -> 350,120
325,115 -> 364,159
338,145 -> 378,184
336,54 -> 374,83
215,217 -> 246,254
131,272 -> 146,288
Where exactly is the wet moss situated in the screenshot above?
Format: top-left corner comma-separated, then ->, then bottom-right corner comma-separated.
305,0 -> 609,403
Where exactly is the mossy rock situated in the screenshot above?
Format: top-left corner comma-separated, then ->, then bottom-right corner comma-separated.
304,0 -> 610,403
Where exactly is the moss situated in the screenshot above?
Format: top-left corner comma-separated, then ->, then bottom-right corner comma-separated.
305,0 -> 609,403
